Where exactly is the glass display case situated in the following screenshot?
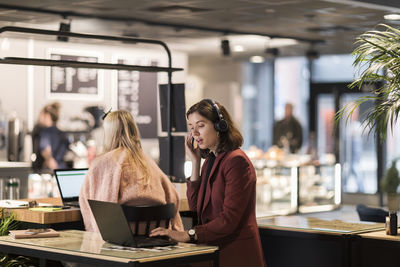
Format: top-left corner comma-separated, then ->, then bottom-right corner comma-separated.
253,159 -> 341,217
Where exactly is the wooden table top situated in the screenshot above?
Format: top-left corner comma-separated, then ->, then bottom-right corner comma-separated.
0,230 -> 218,264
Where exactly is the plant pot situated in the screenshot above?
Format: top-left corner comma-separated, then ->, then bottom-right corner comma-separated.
387,194 -> 399,211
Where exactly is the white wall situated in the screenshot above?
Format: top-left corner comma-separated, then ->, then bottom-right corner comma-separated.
187,56 -> 243,129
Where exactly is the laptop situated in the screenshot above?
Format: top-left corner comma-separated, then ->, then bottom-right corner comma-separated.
88,199 -> 177,248
54,168 -> 88,207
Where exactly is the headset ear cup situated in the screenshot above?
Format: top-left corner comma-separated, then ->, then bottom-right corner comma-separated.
215,119 -> 228,132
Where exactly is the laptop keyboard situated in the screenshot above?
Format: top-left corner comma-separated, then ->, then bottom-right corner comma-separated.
129,236 -> 177,248
65,201 -> 80,207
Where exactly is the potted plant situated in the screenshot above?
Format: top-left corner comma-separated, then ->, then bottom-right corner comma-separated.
336,24 -> 400,207
0,209 -> 33,267
336,24 -> 400,140
381,161 -> 400,211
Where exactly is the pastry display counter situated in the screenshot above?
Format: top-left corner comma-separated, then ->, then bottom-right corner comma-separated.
253,159 -> 341,217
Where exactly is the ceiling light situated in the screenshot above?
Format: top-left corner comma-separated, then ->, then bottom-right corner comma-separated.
306,49 -> 320,61
221,39 -> 231,56
250,56 -> 265,63
1,38 -> 10,51
57,19 -> 71,42
233,45 -> 244,52
265,47 -> 279,57
384,14 -> 400,20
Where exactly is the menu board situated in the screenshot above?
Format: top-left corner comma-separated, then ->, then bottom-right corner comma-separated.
117,58 -> 158,138
49,53 -> 100,98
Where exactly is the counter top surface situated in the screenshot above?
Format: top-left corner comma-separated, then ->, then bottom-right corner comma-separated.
0,230 -> 218,262
0,161 -> 31,168
257,215 -> 385,234
358,230 -> 400,241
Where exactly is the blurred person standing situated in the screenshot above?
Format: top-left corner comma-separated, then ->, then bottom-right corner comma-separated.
31,102 -> 69,173
273,103 -> 303,153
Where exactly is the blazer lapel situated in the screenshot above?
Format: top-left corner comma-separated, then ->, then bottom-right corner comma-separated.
201,152 -> 227,215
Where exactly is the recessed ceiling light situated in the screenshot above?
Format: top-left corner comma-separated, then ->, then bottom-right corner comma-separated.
250,56 -> 265,63
384,14 -> 400,20
233,45 -> 244,52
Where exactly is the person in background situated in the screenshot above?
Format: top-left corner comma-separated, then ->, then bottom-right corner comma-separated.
150,99 -> 266,267
31,102 -> 69,173
79,110 -> 183,232
273,102 -> 303,153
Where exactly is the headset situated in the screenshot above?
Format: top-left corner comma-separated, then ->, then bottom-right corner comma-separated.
205,99 -> 229,132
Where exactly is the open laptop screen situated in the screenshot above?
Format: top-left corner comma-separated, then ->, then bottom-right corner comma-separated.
54,168 -> 88,202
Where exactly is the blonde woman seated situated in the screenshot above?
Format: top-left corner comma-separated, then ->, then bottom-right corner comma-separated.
79,110 -> 183,232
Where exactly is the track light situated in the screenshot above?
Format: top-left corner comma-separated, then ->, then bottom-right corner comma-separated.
57,19 -> 71,42
305,49 -> 319,60
264,47 -> 279,58
221,39 -> 230,56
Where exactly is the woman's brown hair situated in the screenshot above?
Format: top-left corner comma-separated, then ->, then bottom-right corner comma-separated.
186,99 -> 243,158
43,102 -> 61,123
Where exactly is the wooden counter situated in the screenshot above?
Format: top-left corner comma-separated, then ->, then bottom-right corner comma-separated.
3,198 -> 82,225
180,198 -> 189,211
4,197 -> 189,226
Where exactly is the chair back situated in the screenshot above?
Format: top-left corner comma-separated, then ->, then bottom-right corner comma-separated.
122,203 -> 175,236
356,204 -> 387,223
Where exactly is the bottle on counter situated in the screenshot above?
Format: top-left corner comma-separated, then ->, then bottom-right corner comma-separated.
5,178 -> 20,200
386,211 -> 397,236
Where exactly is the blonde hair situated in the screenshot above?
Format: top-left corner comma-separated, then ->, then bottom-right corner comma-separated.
103,110 -> 150,183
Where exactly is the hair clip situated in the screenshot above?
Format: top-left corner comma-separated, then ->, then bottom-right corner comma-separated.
102,108 -> 112,120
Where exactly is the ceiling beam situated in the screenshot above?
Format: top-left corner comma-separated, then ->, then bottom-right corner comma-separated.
0,4 -> 324,45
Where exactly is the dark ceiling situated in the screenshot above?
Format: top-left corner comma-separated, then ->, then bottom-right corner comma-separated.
0,0 -> 399,57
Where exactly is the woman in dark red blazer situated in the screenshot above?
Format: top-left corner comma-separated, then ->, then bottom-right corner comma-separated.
151,99 -> 266,267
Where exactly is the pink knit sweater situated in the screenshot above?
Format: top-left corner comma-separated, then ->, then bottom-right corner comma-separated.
79,148 -> 184,232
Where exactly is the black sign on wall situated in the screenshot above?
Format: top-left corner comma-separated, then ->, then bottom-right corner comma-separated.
50,54 -> 99,96
117,59 -> 158,138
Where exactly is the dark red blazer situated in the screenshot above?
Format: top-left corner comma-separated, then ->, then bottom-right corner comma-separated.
187,149 -> 266,267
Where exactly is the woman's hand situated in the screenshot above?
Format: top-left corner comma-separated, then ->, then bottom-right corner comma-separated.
150,227 -> 190,242
185,133 -> 201,181
185,133 -> 201,161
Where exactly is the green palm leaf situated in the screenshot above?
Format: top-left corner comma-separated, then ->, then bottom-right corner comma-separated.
336,24 -> 400,140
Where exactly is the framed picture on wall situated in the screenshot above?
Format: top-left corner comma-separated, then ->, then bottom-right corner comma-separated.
111,55 -> 159,139
46,48 -> 104,101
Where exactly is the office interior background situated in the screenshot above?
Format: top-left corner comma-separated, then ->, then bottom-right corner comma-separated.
0,0 -> 400,207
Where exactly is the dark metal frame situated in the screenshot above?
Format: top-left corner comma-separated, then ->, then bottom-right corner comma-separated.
0,26 -> 180,177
